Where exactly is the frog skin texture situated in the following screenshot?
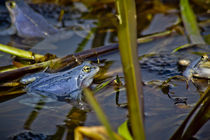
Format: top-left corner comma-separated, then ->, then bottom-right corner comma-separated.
21,62 -> 99,101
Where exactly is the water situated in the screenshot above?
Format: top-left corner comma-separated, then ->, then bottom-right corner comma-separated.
0,1 -> 209,139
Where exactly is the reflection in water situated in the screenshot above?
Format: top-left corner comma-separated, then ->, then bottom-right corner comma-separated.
57,107 -> 87,139
115,90 -> 127,108
23,99 -> 46,130
22,98 -> 88,139
0,92 -> 23,103
75,27 -> 96,53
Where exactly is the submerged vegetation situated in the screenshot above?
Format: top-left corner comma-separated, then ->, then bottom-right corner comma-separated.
0,0 -> 209,139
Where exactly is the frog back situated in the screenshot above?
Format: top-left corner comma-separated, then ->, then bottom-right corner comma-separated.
27,72 -> 80,99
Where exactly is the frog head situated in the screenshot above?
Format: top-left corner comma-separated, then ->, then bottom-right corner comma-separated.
184,55 -> 210,79
6,0 -> 20,24
76,62 -> 99,88
192,55 -> 210,79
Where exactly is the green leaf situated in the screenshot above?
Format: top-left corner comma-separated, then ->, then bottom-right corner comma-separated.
180,0 -> 205,44
172,44 -> 193,53
118,120 -> 133,140
93,78 -> 114,93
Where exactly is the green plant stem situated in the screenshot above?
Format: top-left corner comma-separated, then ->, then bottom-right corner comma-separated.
170,87 -> 210,140
137,30 -> 172,44
182,93 -> 210,140
83,88 -> 117,140
115,0 -> 145,140
180,0 -> 205,44
0,89 -> 25,97
0,43 -> 44,61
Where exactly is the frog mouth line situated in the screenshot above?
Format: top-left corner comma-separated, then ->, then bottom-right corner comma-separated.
81,66 -> 99,87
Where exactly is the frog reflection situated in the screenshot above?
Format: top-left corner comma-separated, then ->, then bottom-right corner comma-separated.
2,0 -> 57,38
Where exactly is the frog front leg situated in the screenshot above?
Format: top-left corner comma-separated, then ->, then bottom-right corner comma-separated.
60,89 -> 83,102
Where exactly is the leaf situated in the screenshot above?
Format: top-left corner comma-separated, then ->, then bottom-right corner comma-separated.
170,87 -> 210,140
181,87 -> 210,139
180,0 -> 205,44
118,120 -> 133,140
172,44 -> 193,53
75,126 -> 123,140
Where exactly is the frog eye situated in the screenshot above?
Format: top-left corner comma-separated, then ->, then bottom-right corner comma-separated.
82,65 -> 91,73
201,54 -> 208,61
8,1 -> 16,9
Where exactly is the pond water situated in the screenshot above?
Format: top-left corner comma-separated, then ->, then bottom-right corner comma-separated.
0,0 -> 209,140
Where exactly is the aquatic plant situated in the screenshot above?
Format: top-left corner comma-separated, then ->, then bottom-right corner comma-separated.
115,0 -> 145,139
